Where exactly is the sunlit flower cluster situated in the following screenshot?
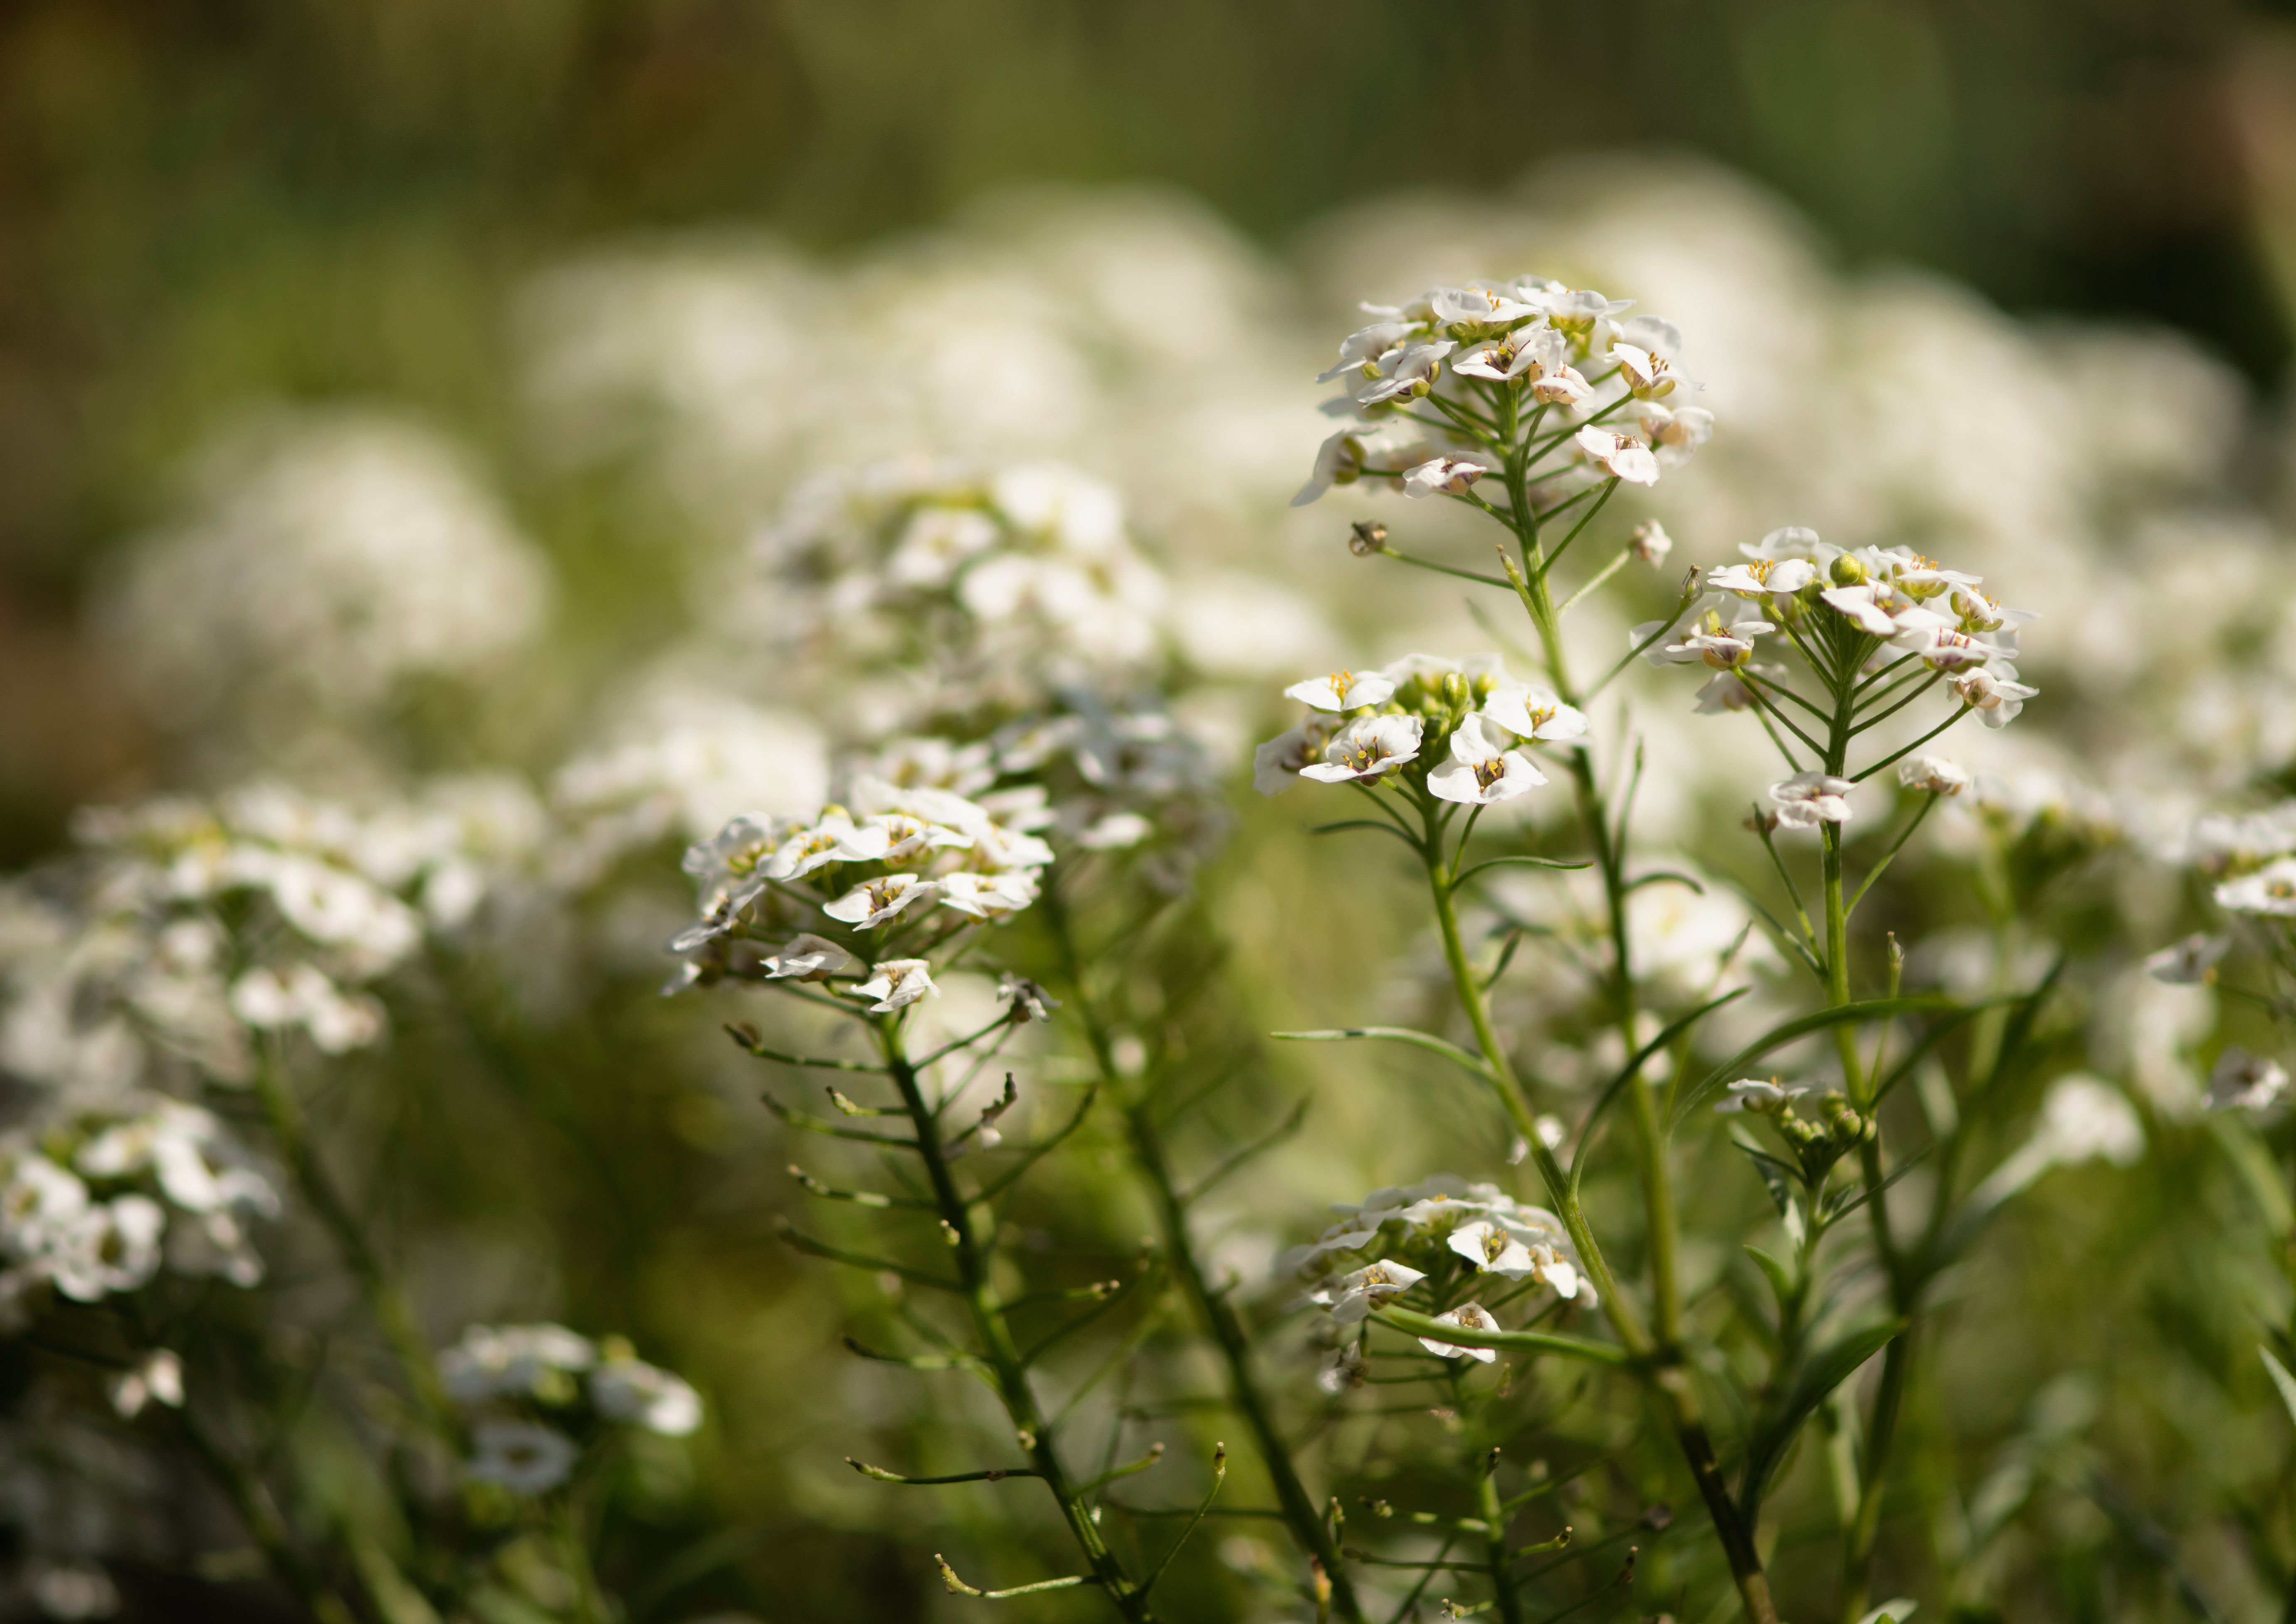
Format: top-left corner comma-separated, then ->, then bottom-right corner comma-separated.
1280,1175 -> 1595,1328
1295,278 -> 1711,507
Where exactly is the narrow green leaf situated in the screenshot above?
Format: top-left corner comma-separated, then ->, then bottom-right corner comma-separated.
1452,853 -> 1593,888
2262,1346 -> 2296,1430
1738,1317 -> 1905,1518
1669,998 -> 1961,1127
1743,1245 -> 1795,1320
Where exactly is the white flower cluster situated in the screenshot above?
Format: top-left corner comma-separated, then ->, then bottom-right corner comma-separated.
748,461 -> 1169,686
669,776 -> 1056,1002
1296,277 -> 1711,507
1254,654 -> 1584,803
0,1097 -> 280,1323
0,781 -> 544,1106
1280,1175 -> 1594,1368
101,412 -> 551,726
1657,527 -> 2037,729
441,1323 -> 703,1496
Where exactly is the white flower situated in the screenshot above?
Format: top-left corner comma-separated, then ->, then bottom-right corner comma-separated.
997,974 -> 1059,1023
1573,426 -> 1658,486
1629,520 -> 1672,565
1896,756 -> 1970,796
854,959 -> 937,1014
1417,1303 -> 1500,1363
590,1356 -> 704,1436
2216,858 -> 2296,917
2144,934 -> 2229,985
48,1196 -> 165,1302
763,933 -> 857,982
1820,584 -> 1952,641
1311,1260 -> 1427,1323
466,1421 -> 579,1495
1908,629 -> 2005,672
1299,715 -> 1424,785
1252,721 -> 1333,797
1429,284 -> 1540,332
823,873 -> 938,928
1292,430 -> 1368,507
1635,402 -> 1713,457
1446,1219 -> 1581,1298
1316,321 -> 1414,382
1453,330 -> 1543,381
1706,559 -> 1816,599
1317,1344 -> 1368,1393
1354,340 -> 1453,407
1743,526 -> 1822,562
1284,670 -> 1397,712
937,870 -> 1040,919
441,1323 -> 598,1401
110,1348 -> 185,1418
1609,343 -> 1676,400
1428,715 -> 1548,806
1716,1078 -> 1810,1115
1481,685 -> 1587,743
1950,665 -> 2037,729
1654,606 -> 1773,670
1402,457 -> 1491,499
2,1156 -> 89,1257
227,963 -> 385,1054
2209,1047 -> 2289,1112
1692,671 -> 1760,715
1770,774 -> 1855,829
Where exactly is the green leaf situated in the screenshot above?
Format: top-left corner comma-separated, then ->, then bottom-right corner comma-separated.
1271,1027 -> 1495,1086
1732,1134 -> 1797,1217
1738,1317 -> 1905,1520
2210,1115 -> 2296,1234
1369,1306 -> 1632,1366
2262,1346 -> 2296,1430
1452,853 -> 1594,888
1622,868 -> 1706,896
1669,997 -> 1962,1126
1743,1244 -> 1795,1320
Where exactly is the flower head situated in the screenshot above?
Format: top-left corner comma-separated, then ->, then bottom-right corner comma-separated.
590,1355 -> 704,1437
1896,756 -> 1970,796
1428,715 -> 1548,806
1950,665 -> 2037,729
823,873 -> 938,929
466,1420 -> 579,1495
1299,715 -> 1424,786
1716,1078 -> 1811,1115
1284,670 -> 1397,713
763,933 -> 857,982
1417,1304 -> 1499,1363
854,959 -> 938,1014
1310,1259 -> 1427,1323
1770,773 -> 1855,829
1481,685 -> 1587,744
1402,457 -> 1492,499
1573,426 -> 1659,486
2216,858 -> 2296,917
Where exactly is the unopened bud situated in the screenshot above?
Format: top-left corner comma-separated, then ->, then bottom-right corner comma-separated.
1629,519 -> 1673,565
1829,553 -> 1868,587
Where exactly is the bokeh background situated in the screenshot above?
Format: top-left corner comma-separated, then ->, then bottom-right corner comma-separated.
6,0 -> 2296,858
10,4 -> 2296,1621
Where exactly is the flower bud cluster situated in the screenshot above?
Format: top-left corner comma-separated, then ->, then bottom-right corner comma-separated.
1254,654 -> 1585,806
1279,1175 -> 1596,1322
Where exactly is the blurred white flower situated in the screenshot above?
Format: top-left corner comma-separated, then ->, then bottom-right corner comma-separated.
763,934 -> 857,983
590,1355 -> 704,1437
108,1350 -> 184,1419
2215,858 -> 2296,918
466,1421 -> 579,1495
442,1323 -> 597,1402
1402,457 -> 1492,499
1716,1078 -> 1810,1114
2208,1047 -> 2288,1112
2143,934 -> 2227,985
1896,756 -> 1970,796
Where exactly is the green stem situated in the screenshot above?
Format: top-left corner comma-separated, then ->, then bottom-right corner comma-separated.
1475,1449 -> 1525,1624
250,1055 -> 457,1446
877,1021 -> 1153,1621
1043,897 -> 1365,1622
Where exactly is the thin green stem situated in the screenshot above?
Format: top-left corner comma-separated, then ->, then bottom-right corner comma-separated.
876,1020 -> 1153,1622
